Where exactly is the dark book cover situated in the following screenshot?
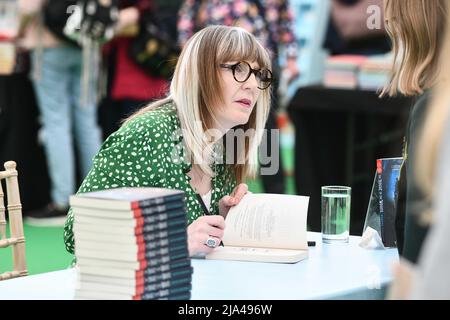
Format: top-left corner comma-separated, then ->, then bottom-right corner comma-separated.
363,157 -> 403,247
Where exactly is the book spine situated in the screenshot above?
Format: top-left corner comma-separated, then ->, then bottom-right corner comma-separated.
137,238 -> 187,255
136,228 -> 186,244
142,268 -> 193,285
376,159 -> 385,243
131,194 -> 185,210
157,293 -> 191,300
142,246 -> 189,268
139,246 -> 189,263
139,259 -> 147,270
135,284 -> 192,300
135,277 -> 192,296
133,204 -> 185,219
136,237 -> 185,256
132,210 -> 186,227
134,218 -> 186,235
134,268 -> 193,286
143,259 -> 191,277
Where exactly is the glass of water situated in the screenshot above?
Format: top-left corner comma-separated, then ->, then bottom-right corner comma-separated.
321,186 -> 351,243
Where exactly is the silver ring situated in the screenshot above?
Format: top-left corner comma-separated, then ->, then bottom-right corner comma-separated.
205,237 -> 218,248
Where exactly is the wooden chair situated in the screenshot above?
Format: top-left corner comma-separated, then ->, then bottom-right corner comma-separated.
0,161 -> 27,280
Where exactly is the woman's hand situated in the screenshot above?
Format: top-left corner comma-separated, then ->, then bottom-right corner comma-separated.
187,215 -> 225,257
187,184 -> 250,257
218,183 -> 249,219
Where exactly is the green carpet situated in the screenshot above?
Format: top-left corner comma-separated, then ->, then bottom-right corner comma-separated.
0,224 -> 73,276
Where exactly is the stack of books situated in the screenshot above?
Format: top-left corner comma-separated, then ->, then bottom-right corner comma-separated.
323,55 -> 368,89
70,187 -> 192,300
358,54 -> 392,91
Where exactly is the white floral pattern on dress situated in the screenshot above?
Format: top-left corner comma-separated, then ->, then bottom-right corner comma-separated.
64,102 -> 236,255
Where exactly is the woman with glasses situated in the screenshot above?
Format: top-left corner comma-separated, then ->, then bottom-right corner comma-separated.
178,0 -> 299,195
63,25 -> 273,257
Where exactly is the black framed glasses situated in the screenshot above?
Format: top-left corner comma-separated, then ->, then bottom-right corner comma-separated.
220,61 -> 273,90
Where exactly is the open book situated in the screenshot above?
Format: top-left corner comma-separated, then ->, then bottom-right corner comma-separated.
205,194 -> 310,263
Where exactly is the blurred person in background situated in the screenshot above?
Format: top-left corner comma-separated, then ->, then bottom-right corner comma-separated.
178,0 -> 299,194
18,0 -> 103,226
98,0 -> 183,140
324,0 -> 390,55
381,0 -> 448,264
0,1 -> 50,214
388,7 -> 450,299
409,28 -> 450,300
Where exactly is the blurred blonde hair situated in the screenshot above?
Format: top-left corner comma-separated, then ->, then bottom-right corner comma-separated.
126,25 -> 272,183
416,14 -> 450,219
382,0 -> 447,97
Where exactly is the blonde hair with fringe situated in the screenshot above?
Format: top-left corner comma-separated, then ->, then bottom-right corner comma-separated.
125,25 -> 271,184
382,0 -> 447,97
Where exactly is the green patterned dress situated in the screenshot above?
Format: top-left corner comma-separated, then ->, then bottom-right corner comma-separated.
63,102 -> 236,255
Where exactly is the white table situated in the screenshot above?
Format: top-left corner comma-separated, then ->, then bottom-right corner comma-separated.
0,233 -> 398,300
